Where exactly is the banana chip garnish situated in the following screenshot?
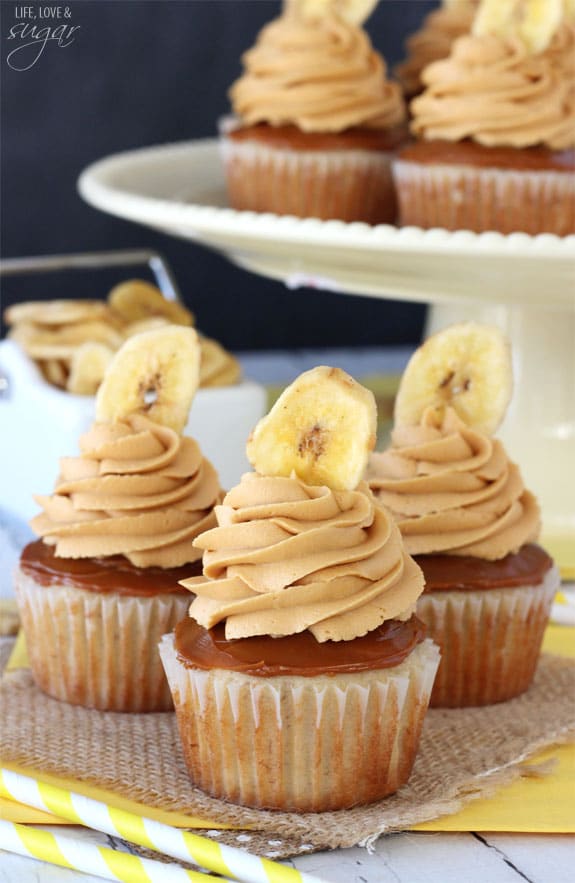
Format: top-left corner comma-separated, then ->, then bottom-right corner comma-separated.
285,0 -> 378,25
95,327 -> 201,434
247,365 -> 377,491
473,0 -> 565,53
394,323 -> 513,437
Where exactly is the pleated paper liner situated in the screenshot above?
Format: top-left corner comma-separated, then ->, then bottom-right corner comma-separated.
393,160 -> 575,236
1,624 -> 574,857
220,135 -> 398,225
417,573 -> 558,707
15,574 -> 190,712
159,635 -> 439,812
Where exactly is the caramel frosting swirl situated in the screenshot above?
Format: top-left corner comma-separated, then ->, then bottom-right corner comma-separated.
229,11 -> 405,133
31,414 -> 221,568
396,3 -> 476,98
410,24 -> 575,149
367,408 -> 540,560
181,473 -> 423,643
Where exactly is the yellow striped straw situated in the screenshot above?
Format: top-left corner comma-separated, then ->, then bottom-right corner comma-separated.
0,768 -> 325,883
0,818 -> 233,882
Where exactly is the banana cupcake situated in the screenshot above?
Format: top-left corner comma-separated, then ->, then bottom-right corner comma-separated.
14,327 -> 222,712
160,366 -> 439,812
395,0 -> 478,99
220,0 -> 407,224
368,323 -> 560,707
394,0 -> 575,234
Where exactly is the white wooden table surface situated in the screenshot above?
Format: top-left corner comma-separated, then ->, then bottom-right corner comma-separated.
1,828 -> 573,882
1,348 -> 573,882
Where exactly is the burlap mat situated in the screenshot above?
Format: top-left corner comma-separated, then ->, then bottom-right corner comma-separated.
2,653 -> 574,859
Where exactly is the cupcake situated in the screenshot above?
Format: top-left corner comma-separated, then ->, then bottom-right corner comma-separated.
160,366 -> 439,812
14,327 -> 222,712
220,0 -> 407,224
395,0 -> 478,99
367,323 -> 560,707
393,0 -> 575,235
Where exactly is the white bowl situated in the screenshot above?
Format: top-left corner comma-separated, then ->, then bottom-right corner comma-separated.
0,340 -> 267,522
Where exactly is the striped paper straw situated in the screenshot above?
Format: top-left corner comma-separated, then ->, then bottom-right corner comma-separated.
0,819 -> 233,882
0,769 -> 326,883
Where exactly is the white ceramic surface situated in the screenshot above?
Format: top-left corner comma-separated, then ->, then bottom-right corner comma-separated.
0,340 -> 267,522
77,139 -> 575,306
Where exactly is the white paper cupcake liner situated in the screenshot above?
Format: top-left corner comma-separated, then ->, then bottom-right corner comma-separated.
159,633 -> 440,812
416,567 -> 559,708
15,569 -> 191,712
393,160 -> 575,235
220,135 -> 398,224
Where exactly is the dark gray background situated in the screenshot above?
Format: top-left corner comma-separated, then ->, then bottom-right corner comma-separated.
1,0 -> 437,348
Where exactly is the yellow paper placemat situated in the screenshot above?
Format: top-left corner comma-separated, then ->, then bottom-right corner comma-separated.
418,622 -> 575,832
2,624 -> 574,833
413,743 -> 575,833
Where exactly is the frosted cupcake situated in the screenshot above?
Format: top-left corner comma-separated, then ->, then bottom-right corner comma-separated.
160,366 -> 439,812
395,0 -> 477,99
394,0 -> 575,234
368,323 -> 560,707
220,0 -> 407,224
15,327 -> 222,712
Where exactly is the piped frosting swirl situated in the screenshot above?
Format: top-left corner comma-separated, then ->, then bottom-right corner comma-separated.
410,23 -> 575,149
396,3 -> 476,97
230,11 -> 405,133
367,407 -> 540,559
182,473 -> 423,642
31,414 -> 221,568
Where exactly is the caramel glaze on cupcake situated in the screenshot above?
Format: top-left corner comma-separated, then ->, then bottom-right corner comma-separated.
368,407 -> 560,707
220,8 -> 407,224
226,121 -> 408,153
20,538 -> 201,597
394,22 -> 575,234
174,615 -> 426,677
398,139 -> 575,173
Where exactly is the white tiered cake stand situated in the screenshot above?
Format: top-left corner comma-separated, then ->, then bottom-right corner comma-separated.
78,139 -> 575,575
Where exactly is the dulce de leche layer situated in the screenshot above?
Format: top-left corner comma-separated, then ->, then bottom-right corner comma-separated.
20,538 -> 198,597
174,614 -> 426,677
227,122 -> 409,153
398,139 -> 575,171
417,543 -> 553,593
